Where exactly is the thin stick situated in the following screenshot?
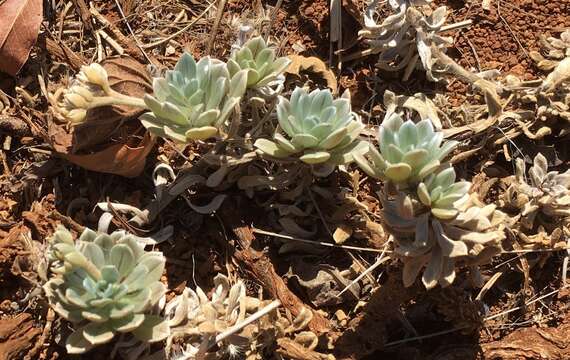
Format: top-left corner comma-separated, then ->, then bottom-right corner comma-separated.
212,300 -> 281,346
338,250 -> 391,297
142,2 -> 216,49
502,247 -> 570,254
496,0 -> 530,60
562,236 -> 570,285
476,271 -> 503,301
384,326 -> 467,347
113,0 -> 154,64
207,0 -> 227,54
98,29 -> 125,55
252,227 -> 391,254
440,19 -> 473,32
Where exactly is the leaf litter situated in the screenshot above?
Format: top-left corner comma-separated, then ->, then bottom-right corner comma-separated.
0,0 -> 569,359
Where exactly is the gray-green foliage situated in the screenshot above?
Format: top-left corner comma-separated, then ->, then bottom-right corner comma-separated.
355,110 -> 505,289
43,226 -> 169,354
417,167 -> 471,219
254,87 -> 366,166
228,36 -> 290,94
140,53 -> 248,142
354,113 -> 457,183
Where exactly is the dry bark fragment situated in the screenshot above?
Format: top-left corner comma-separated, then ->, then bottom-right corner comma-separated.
0,313 -> 41,360
222,204 -> 332,334
482,316 -> 570,359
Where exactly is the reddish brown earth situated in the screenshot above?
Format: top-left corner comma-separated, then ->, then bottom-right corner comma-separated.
0,0 -> 569,359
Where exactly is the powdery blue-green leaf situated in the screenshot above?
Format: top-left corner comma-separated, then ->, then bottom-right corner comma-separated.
82,322 -> 115,345
110,244 -> 135,278
112,313 -> 145,332
299,151 -> 331,164
384,163 -> 412,182
131,315 -> 170,343
254,138 -> 292,158
66,329 -> 95,354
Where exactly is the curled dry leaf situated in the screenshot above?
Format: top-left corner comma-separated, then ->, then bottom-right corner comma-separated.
47,56 -> 154,177
285,54 -> 338,92
0,0 -> 43,76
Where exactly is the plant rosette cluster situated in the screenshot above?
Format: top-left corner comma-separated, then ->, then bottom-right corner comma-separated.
43,226 -> 169,354
228,36 -> 291,97
140,53 -> 248,142
254,87 -> 368,174
141,36 -> 290,143
355,113 -> 506,288
360,0 -> 452,81
502,153 -> 570,230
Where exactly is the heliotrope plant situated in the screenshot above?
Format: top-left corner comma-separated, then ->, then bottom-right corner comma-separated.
43,226 -> 169,354
254,87 -> 367,167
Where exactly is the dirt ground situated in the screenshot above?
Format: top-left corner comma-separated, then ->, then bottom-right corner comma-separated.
1,0 -> 570,359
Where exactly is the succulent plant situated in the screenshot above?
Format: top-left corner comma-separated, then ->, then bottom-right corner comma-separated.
43,226 -> 169,354
417,167 -> 471,220
228,36 -> 291,95
359,0 -> 452,81
354,113 -> 457,184
254,87 -> 366,166
530,29 -> 570,71
383,189 -> 505,289
140,53 -> 248,142
502,153 -> 570,229
165,274 -> 266,358
51,63 -> 146,124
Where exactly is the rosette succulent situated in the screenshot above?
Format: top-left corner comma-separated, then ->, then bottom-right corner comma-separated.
228,36 -> 291,94
383,189 -> 505,289
502,153 -> 570,229
354,113 -> 457,184
254,87 -> 366,165
43,226 -> 169,354
140,53 -> 247,142
417,167 -> 471,220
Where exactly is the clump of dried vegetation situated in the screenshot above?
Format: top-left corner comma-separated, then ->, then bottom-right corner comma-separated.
1,0 -> 570,359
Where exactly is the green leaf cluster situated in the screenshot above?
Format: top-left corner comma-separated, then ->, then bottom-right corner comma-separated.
43,226 -> 169,354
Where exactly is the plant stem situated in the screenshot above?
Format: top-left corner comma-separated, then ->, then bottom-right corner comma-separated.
89,94 -> 148,109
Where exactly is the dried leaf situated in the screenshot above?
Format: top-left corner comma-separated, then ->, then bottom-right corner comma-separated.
60,131 -> 155,178
285,55 -> 338,92
71,56 -> 152,151
47,56 -> 154,177
0,0 -> 43,75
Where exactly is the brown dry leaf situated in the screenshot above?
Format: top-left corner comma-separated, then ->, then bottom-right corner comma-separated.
71,56 -> 152,151
285,55 -> 338,92
61,131 -> 155,178
47,56 -> 154,177
0,0 -> 43,76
